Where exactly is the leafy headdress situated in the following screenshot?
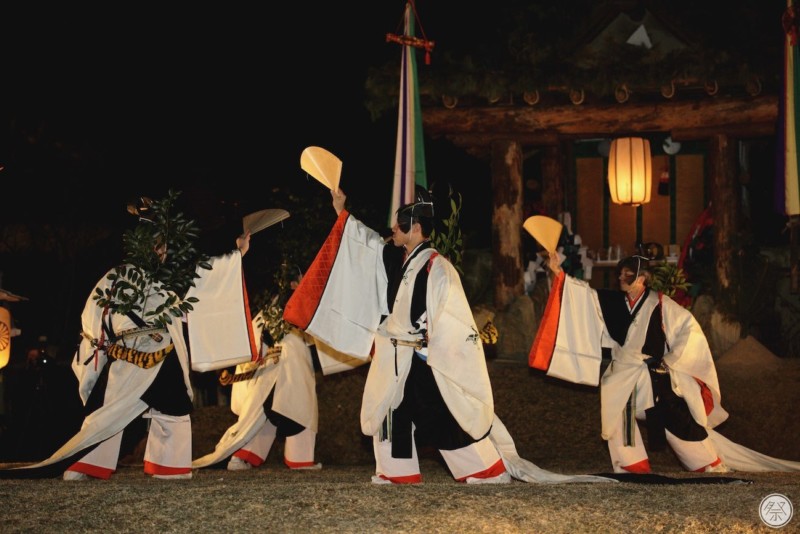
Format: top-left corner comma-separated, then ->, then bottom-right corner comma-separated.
94,190 -> 211,327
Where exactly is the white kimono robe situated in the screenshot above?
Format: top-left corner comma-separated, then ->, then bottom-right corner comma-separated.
286,211 -> 493,438
15,251 -> 255,471
531,271 -> 800,472
192,325 -> 317,468
285,212 -> 613,484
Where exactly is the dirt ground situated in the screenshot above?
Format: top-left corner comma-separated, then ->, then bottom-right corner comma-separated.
192,336 -> 800,472
1,337 -> 798,533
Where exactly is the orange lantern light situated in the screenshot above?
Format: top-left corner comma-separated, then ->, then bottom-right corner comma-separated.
608,137 -> 652,206
0,307 -> 11,369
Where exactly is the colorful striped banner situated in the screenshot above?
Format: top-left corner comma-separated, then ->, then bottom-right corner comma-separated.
389,2 -> 428,226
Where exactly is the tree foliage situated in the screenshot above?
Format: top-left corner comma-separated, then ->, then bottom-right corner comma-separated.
94,190 -> 209,327
251,259 -> 299,346
431,185 -> 464,274
649,262 -> 690,300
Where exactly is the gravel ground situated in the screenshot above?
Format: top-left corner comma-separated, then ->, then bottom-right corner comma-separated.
1,462 -> 797,533
1,339 -> 798,533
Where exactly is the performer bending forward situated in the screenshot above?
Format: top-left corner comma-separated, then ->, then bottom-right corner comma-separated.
194,327 -> 322,471
7,192 -> 255,481
531,253 -> 800,474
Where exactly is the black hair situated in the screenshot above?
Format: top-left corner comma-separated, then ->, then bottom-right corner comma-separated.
395,186 -> 434,235
615,255 -> 652,285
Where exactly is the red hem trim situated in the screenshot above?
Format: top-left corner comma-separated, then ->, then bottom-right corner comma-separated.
233,450 -> 264,467
456,458 -> 506,482
377,473 -> 423,484
621,459 -> 651,474
694,457 -> 723,472
143,461 -> 192,476
67,462 -> 115,480
284,459 -> 316,469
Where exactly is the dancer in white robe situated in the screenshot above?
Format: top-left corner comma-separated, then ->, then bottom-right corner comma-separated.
7,195 -> 256,481
531,253 -> 800,474
193,263 -> 366,472
284,187 -> 611,485
193,324 -> 321,471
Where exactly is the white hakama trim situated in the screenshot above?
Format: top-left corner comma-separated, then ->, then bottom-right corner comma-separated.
284,427 -> 317,466
273,332 -> 318,432
606,420 -> 648,473
237,421 -> 278,465
440,437 -> 502,480
490,416 -> 615,483
373,434 -> 420,480
600,346 -> 654,440
143,409 -> 192,477
192,409 -> 268,468
708,428 -> 800,472
194,330 -> 319,468
67,431 -> 124,477
360,336 -> 413,437
666,430 -> 720,472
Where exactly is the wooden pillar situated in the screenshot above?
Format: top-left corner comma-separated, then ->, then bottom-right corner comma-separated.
541,144 -> 565,217
791,216 -> 799,293
708,134 -> 739,299
490,139 -> 525,310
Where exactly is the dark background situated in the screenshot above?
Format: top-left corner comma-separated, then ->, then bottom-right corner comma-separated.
0,1 -> 789,359
0,1 -> 791,461
1,2 -> 489,356
2,2 -> 488,222
0,1 -> 494,460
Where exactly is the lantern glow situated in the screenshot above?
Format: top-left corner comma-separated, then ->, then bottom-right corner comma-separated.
608,137 -> 652,206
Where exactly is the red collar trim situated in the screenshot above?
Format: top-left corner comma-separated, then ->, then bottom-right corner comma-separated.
626,289 -> 644,308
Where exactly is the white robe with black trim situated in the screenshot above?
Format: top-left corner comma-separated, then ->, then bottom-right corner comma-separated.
531,272 -> 800,472
15,251 -> 253,471
192,325 -> 317,468
285,212 -> 614,484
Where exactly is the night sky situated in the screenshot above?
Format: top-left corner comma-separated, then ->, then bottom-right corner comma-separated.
0,1 -> 787,356
2,2 -> 487,223
1,2 -> 487,356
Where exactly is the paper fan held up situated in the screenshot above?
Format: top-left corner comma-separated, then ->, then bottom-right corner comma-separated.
242,209 -> 290,236
300,146 -> 342,191
522,215 -> 563,254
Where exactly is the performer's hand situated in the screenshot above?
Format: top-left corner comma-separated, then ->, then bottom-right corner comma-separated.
332,188 -> 347,215
237,231 -> 251,257
548,251 -> 562,274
